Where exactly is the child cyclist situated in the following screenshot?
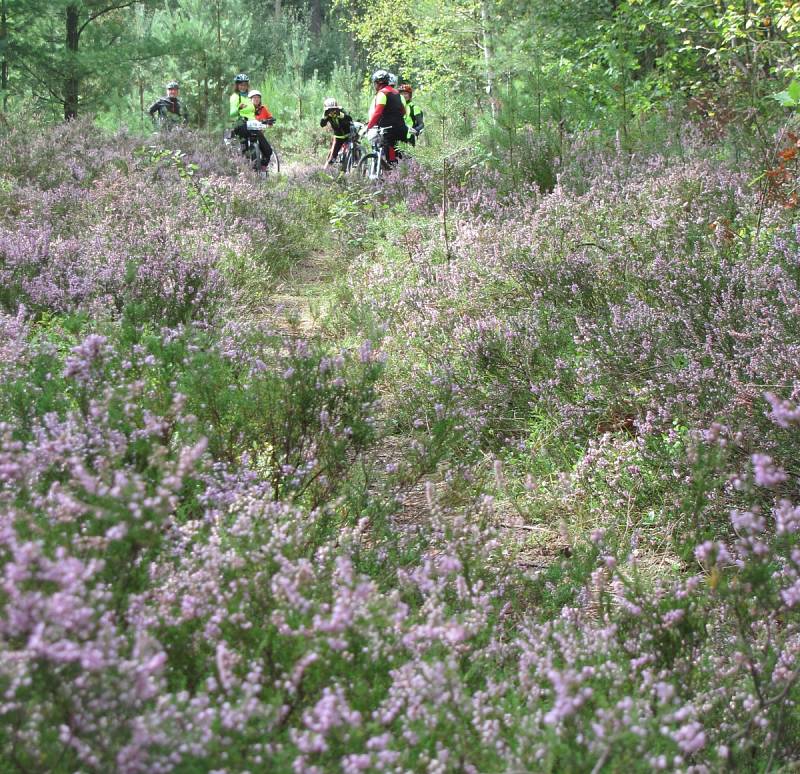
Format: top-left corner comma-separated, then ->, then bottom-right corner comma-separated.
319,97 -> 355,165
249,89 -> 275,167
228,74 -> 276,170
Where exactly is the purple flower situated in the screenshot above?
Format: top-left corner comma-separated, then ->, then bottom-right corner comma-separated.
751,454 -> 787,488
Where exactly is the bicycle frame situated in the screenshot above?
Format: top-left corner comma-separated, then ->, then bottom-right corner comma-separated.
237,120 -> 280,178
360,127 -> 393,180
339,123 -> 365,173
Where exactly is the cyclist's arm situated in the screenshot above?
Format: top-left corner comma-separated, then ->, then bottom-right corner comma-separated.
366,91 -> 387,129
229,94 -> 242,120
148,98 -> 165,116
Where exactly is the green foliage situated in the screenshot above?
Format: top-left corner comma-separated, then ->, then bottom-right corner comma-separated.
5,0 -> 162,120
774,79 -> 800,108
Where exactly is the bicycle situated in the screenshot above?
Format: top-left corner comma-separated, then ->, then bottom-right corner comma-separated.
337,121 -> 365,174
240,119 -> 280,178
358,126 -> 396,180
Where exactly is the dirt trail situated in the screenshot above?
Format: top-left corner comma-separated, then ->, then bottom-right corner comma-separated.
262,165 -> 564,576
262,162 -> 339,336
266,250 -> 336,336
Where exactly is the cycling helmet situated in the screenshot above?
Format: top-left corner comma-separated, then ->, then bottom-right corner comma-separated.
398,84 -> 413,98
234,73 -> 250,83
248,90 -> 262,99
166,81 -> 179,90
371,69 -> 390,86
323,97 -> 341,110
388,73 -> 398,87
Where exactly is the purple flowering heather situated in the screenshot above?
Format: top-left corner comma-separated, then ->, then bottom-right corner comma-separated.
1,119 -> 800,772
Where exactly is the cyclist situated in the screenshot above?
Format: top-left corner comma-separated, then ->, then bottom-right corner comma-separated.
148,81 -> 188,127
229,73 -> 254,126
365,69 -> 407,163
319,97 -> 355,165
398,84 -> 424,145
228,73 -> 266,169
248,89 -> 275,168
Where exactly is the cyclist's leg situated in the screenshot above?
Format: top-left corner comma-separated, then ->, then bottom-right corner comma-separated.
258,135 -> 272,166
338,141 -> 350,170
329,137 -> 345,165
231,124 -> 248,155
389,129 -> 406,163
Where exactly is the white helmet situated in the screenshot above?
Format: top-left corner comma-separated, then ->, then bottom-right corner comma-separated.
323,97 -> 341,110
248,89 -> 262,98
388,73 -> 398,87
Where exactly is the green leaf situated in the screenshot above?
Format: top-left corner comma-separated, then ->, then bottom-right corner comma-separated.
772,90 -> 799,107
772,81 -> 800,107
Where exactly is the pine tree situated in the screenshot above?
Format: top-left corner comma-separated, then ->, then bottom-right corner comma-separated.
7,0 -> 156,120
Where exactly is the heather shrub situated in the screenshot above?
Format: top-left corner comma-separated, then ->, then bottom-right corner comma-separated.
178,324 -> 384,505
3,115 -> 800,772
3,390 -> 799,770
349,145 -> 794,446
0,121 -> 339,326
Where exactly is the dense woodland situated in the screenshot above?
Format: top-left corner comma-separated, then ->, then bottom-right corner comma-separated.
1,1 -> 798,135
2,1 -> 800,772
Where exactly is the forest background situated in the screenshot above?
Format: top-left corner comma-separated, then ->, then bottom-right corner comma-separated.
2,0 -> 799,161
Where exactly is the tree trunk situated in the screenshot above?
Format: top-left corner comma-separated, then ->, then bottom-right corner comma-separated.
1,0 -> 8,111
64,4 -> 80,119
214,0 -> 221,126
201,53 -> 209,128
274,0 -> 281,20
479,0 -> 496,123
310,0 -> 322,38
138,78 -> 144,126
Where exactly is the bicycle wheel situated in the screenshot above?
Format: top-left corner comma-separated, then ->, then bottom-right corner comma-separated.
248,140 -> 264,176
339,149 -> 350,175
347,144 -> 362,174
267,147 -> 280,177
358,152 -> 381,180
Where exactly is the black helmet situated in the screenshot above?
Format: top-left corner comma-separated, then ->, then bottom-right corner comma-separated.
166,81 -> 179,90
234,73 -> 250,84
371,69 -> 390,86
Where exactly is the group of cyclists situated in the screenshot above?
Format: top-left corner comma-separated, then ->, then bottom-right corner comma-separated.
318,69 -> 424,166
148,69 -> 424,173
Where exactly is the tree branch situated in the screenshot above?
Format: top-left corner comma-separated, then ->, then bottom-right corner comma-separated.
78,1 -> 138,37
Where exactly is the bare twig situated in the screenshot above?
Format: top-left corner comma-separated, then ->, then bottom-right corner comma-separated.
497,522 -> 547,532
590,746 -> 610,774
